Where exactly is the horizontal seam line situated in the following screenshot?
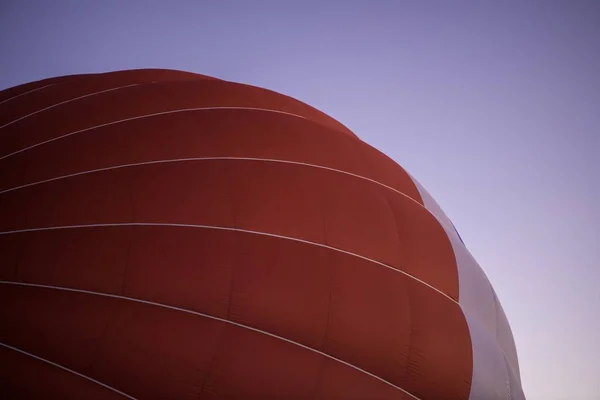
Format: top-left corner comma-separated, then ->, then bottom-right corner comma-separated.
0,222 -> 457,305
0,157 -> 423,207
0,280 -> 422,400
0,83 -> 58,106
0,83 -> 147,130
0,107 -> 313,161
0,341 -> 137,400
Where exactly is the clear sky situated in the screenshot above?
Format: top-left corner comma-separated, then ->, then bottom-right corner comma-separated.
1,1 -> 599,399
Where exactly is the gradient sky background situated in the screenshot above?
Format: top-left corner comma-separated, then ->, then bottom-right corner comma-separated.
1,1 -> 599,399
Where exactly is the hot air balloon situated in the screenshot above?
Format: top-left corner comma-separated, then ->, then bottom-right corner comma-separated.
0,69 -> 525,399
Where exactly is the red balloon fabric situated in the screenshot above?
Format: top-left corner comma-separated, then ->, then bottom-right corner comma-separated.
0,69 -> 524,400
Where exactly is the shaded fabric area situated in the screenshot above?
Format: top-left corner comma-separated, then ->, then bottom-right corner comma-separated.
0,68 -> 528,399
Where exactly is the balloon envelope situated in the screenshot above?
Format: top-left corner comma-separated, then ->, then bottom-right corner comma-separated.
0,69 -> 524,399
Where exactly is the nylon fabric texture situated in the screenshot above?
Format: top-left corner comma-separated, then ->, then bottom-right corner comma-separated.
0,69 -> 524,400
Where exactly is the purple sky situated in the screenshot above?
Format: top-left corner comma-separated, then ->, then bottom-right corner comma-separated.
1,1 -> 599,399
